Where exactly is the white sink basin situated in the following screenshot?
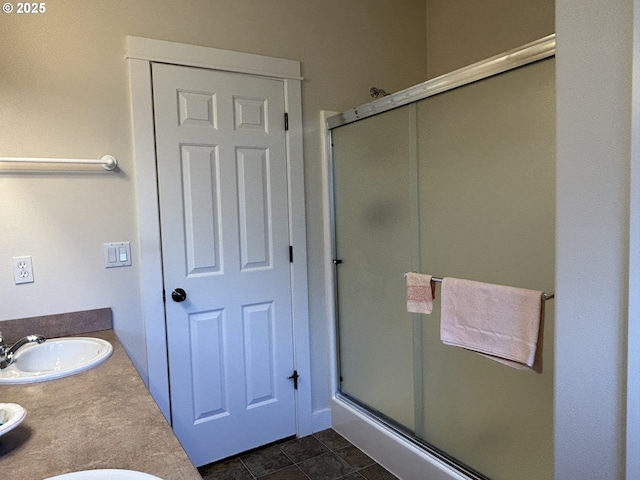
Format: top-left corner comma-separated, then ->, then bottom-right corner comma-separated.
0,337 -> 112,384
45,470 -> 162,479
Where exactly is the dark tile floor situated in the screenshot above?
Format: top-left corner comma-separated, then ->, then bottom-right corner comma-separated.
198,429 -> 399,480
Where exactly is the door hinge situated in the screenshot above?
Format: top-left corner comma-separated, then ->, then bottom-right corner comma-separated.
284,112 -> 289,131
288,370 -> 299,390
289,245 -> 293,263
162,289 -> 166,303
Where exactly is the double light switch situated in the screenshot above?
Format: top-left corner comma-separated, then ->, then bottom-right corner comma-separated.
104,242 -> 132,268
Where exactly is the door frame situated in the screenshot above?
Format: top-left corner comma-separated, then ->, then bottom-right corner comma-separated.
126,36 -> 313,438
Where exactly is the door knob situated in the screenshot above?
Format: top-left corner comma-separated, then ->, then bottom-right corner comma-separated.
171,288 -> 187,302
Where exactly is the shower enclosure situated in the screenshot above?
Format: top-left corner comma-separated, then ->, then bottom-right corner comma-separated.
328,36 -> 555,480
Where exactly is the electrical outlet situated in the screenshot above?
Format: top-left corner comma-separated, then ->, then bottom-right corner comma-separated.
13,256 -> 34,284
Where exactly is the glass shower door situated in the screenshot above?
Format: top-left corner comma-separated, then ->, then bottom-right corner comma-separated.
415,57 -> 555,479
330,55 -> 555,480
332,104 -> 420,431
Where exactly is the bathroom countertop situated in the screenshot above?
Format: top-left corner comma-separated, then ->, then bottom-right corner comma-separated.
0,330 -> 202,480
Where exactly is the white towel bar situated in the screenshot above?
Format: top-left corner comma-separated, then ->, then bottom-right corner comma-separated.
0,154 -> 118,171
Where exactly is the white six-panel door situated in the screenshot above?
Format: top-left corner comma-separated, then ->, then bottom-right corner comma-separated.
152,62 -> 296,467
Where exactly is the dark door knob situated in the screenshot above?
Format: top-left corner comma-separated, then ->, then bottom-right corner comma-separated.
171,288 -> 187,302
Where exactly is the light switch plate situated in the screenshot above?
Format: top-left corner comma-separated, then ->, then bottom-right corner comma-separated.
103,242 -> 132,268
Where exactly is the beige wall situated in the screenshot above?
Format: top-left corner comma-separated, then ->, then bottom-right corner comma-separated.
426,0 -> 555,78
0,0 -> 427,410
556,0 -> 632,477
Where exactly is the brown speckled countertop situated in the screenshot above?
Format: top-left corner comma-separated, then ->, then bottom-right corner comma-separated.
0,329 -> 202,480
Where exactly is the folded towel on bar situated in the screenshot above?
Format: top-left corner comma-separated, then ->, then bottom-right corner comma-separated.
406,272 -> 436,314
440,277 -> 544,372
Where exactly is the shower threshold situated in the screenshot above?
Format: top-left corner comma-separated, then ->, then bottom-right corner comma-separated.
332,393 -> 490,480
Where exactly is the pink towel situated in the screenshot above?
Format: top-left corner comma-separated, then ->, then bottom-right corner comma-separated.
406,272 -> 435,314
440,277 -> 544,372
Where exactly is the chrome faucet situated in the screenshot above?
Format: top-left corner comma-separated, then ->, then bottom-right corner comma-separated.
0,331 -> 46,369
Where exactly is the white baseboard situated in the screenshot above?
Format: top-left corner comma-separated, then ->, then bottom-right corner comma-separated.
311,407 -> 332,433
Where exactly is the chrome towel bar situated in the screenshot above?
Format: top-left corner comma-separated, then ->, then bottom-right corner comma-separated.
403,272 -> 554,301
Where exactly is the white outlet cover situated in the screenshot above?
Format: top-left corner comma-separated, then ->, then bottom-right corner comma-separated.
13,256 -> 34,284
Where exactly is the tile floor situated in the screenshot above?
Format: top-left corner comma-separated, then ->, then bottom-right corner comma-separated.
198,429 -> 399,480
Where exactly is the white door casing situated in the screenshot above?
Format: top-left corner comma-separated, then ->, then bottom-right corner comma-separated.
153,63 -> 296,465
126,37 -> 314,443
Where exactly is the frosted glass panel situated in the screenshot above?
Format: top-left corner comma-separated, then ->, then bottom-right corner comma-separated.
416,57 -> 555,480
333,105 -> 418,429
